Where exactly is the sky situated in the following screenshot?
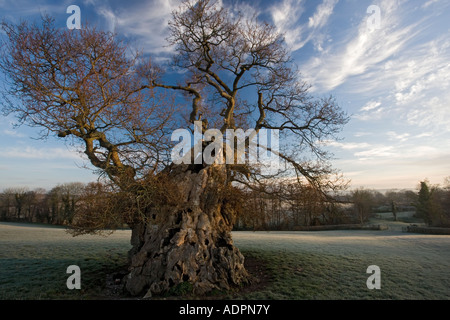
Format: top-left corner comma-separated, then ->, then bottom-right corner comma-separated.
0,0 -> 449,191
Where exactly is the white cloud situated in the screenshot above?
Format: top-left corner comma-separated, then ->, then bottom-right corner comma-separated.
393,56 -> 450,106
385,37 -> 450,131
270,0 -> 337,52
96,5 -> 117,32
308,0 -> 338,29
228,0 -> 259,21
344,170 -> 366,177
3,146 -> 81,160
354,132 -> 372,137
353,106 -> 385,121
360,100 -> 381,112
2,129 -> 25,138
113,0 -> 258,56
302,0 -> 418,91
328,136 -> 447,164
353,143 -> 447,162
386,131 -> 410,142
406,95 -> 450,131
422,0 -> 439,9
414,132 -> 433,138
354,145 -> 395,160
270,0 -> 305,51
334,142 -> 450,189
295,0 -> 450,142
105,0 -> 182,55
324,140 -> 371,150
0,0 -> 59,14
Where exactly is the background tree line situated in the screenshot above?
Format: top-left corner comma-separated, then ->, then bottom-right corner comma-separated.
0,182 -> 98,225
235,178 -> 450,230
1,178 -> 449,229
414,179 -> 450,227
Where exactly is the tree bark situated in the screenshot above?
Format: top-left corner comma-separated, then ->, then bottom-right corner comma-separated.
124,164 -> 249,297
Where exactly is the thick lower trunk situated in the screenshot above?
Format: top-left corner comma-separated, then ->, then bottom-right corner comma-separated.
124,164 -> 249,297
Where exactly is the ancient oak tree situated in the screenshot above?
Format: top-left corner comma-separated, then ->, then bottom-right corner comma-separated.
0,0 -> 348,297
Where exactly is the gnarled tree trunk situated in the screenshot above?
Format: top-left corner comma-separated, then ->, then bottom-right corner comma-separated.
124,164 -> 249,297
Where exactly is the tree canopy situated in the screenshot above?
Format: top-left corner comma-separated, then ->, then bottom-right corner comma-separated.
0,0 -> 349,231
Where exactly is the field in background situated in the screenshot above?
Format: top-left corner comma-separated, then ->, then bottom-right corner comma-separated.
1,214 -> 449,300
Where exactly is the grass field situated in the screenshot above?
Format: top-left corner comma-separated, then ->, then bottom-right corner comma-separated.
1,214 -> 449,300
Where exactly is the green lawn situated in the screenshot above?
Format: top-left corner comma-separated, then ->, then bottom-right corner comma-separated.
0,222 -> 131,299
1,219 -> 449,300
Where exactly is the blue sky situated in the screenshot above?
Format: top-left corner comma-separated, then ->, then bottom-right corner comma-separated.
0,0 -> 449,191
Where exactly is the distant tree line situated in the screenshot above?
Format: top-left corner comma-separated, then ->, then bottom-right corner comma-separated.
1,178 -> 449,229
0,182 -> 98,225
346,178 -> 450,228
234,180 -> 353,230
235,178 -> 450,230
415,179 -> 450,227
349,187 -> 417,224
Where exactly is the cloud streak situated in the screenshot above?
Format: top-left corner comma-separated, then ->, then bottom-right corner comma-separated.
3,146 -> 81,160
269,0 -> 338,52
83,0 -> 181,55
270,0 -> 305,51
308,0 -> 338,29
302,0 -> 419,91
329,139 -> 449,163
2,129 -> 25,138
